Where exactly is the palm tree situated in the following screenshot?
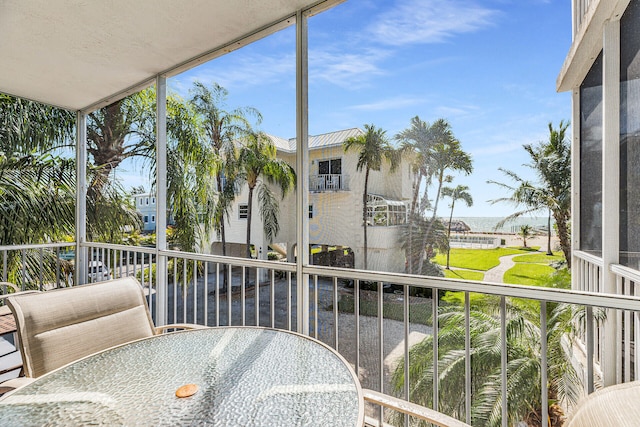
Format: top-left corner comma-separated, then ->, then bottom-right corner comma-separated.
0,152 -> 140,285
441,185 -> 473,269
86,91 -> 158,199
0,93 -> 75,155
236,132 -> 295,258
488,173 -> 554,255
518,224 -> 533,248
417,127 -> 472,274
0,93 -> 144,286
395,116 -> 437,274
344,124 -> 400,270
391,273 -> 585,427
189,81 -> 261,258
396,118 -> 472,274
525,121 -> 571,266
0,154 -> 75,246
488,121 -> 571,266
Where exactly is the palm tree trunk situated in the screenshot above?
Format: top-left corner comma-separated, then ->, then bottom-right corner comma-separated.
246,186 -> 254,259
546,210 -> 553,256
216,172 -> 228,289
554,212 -> 572,269
363,168 -> 370,270
446,200 -> 455,269
407,174 -> 422,274
417,172 -> 445,274
216,173 -> 227,258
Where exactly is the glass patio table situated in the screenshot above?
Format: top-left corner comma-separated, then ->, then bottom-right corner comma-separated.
0,327 -> 364,426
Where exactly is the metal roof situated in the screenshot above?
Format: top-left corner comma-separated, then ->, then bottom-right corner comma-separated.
0,0 -> 342,113
268,128 -> 364,152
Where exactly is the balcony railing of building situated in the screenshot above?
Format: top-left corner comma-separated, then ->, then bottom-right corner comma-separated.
573,0 -> 593,36
3,241 -> 640,426
309,174 -> 349,192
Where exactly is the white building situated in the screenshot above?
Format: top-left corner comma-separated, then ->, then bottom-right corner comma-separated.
559,0 -> 640,386
134,193 -> 157,232
210,128 -> 413,273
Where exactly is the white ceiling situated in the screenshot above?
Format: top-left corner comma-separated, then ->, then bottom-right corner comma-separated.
0,0 -> 341,112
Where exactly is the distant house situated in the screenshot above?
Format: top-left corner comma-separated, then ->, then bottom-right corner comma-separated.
134,193 -> 157,232
209,128 -> 413,273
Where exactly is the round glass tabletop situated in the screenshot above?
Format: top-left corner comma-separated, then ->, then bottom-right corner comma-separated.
0,327 -> 363,426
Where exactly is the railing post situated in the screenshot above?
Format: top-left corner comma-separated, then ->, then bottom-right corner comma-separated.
296,8 -> 310,335
156,74 -> 168,327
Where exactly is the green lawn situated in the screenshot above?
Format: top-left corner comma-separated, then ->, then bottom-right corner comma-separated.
443,269 -> 485,281
512,252 -> 563,263
503,263 -> 555,286
433,247 -> 533,271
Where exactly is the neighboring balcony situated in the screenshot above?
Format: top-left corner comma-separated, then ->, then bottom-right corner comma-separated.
573,0 -> 594,35
309,174 -> 349,192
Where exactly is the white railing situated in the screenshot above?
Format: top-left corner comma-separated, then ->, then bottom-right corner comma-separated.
574,0 -> 594,36
574,250 -> 603,293
6,241 -> 640,426
0,242 -> 75,290
309,174 -> 349,191
611,263 -> 640,384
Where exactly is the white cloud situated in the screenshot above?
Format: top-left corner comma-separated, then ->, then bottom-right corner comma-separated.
348,96 -> 425,111
368,0 -> 499,46
171,53 -> 296,95
435,104 -> 480,117
309,48 -> 390,89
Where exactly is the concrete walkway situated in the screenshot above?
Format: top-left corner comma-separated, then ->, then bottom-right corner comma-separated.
483,253 -> 520,283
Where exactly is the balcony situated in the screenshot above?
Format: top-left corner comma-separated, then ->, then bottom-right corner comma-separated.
310,174 -> 349,192
1,241 -> 638,426
574,0 -> 594,36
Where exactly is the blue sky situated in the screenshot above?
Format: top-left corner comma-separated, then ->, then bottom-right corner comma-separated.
122,0 -> 572,218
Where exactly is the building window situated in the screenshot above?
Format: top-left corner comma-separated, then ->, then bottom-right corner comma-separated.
318,158 -> 341,175
309,205 -> 313,219
152,197 -> 155,204
579,51 -> 603,254
146,197 -> 149,205
239,204 -> 248,219
151,215 -> 155,223
138,198 -> 142,206
143,215 -> 149,223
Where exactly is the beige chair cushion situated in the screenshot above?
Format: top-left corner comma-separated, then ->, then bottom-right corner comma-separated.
8,277 -> 156,378
566,380 -> 640,427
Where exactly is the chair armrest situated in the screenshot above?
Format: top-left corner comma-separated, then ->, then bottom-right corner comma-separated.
362,389 -> 471,427
0,282 -> 39,303
0,282 -> 20,294
154,323 -> 208,334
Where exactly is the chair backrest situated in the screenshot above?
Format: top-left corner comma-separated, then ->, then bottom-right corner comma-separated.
7,277 -> 156,378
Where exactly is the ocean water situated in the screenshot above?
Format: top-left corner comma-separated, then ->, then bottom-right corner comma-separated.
452,217 -> 555,234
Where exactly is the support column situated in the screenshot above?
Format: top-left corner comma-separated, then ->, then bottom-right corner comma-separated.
75,112 -> 87,285
296,9 -> 310,335
156,75 -> 168,326
571,88 -> 580,290
602,19 -> 620,386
